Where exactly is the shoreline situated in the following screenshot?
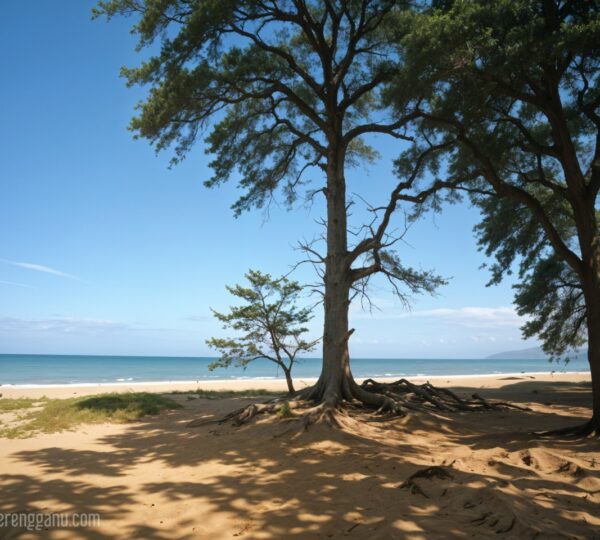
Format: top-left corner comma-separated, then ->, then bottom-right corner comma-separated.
0,369 -> 589,389
0,371 -> 591,399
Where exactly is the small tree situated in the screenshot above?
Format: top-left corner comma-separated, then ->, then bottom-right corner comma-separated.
206,270 -> 318,394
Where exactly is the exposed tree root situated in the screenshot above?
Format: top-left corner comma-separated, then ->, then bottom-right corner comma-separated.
536,417 -> 600,439
301,403 -> 341,430
186,396 -> 298,427
187,377 -> 529,429
359,378 -> 530,413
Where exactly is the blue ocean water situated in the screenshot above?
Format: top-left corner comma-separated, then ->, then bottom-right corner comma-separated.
0,354 -> 590,386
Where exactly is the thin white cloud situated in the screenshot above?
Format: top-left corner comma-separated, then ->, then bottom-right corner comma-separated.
1,259 -> 79,280
186,314 -> 212,322
354,305 -> 525,329
408,307 -> 522,327
0,280 -> 34,289
0,316 -> 130,334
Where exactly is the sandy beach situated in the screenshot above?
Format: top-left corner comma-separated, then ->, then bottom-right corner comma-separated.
1,372 -> 598,539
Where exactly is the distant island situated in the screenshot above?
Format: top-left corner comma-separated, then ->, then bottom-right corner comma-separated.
487,346 -> 587,361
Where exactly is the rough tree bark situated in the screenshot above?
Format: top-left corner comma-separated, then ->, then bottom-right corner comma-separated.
579,195 -> 600,435
304,143 -> 354,407
582,204 -> 600,435
586,286 -> 600,435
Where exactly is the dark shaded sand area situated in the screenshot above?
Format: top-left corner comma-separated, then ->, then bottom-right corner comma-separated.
0,376 -> 598,539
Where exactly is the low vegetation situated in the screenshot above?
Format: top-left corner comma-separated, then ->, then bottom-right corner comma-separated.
0,397 -> 43,412
168,388 -> 282,400
0,393 -> 181,439
277,401 -> 295,419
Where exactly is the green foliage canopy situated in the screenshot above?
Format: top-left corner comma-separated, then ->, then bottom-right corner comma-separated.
391,0 -> 600,359
94,0 -> 414,215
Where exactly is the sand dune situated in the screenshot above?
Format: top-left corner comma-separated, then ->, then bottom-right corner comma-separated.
0,374 -> 598,539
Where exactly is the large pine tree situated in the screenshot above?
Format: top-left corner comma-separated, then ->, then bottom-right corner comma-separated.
95,0 -> 448,419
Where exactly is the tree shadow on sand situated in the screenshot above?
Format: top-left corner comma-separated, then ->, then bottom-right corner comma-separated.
3,382 -> 600,539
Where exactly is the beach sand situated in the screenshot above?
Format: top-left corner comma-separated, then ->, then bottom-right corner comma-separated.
0,371 -> 588,399
0,372 -> 598,539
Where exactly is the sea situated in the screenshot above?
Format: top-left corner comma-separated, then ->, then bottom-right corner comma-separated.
0,354 -> 590,387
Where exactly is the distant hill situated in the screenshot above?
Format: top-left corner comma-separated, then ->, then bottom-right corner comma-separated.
486,346 -> 587,361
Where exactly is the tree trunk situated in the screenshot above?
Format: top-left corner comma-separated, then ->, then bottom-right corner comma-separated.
302,143 -> 405,413
587,315 -> 600,432
585,263 -> 600,434
588,218 -> 600,433
553,278 -> 600,437
283,367 -> 295,395
551,239 -> 600,437
306,144 -> 355,407
572,203 -> 600,436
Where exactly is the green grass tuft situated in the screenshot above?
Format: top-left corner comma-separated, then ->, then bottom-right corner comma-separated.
168,388 -> 282,399
75,393 -> 182,416
0,392 -> 182,439
277,401 -> 294,418
0,398 -> 45,412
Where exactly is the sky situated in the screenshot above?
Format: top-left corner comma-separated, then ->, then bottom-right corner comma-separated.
0,1 -> 539,359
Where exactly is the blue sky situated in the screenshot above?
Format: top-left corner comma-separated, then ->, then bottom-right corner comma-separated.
0,1 -> 538,358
